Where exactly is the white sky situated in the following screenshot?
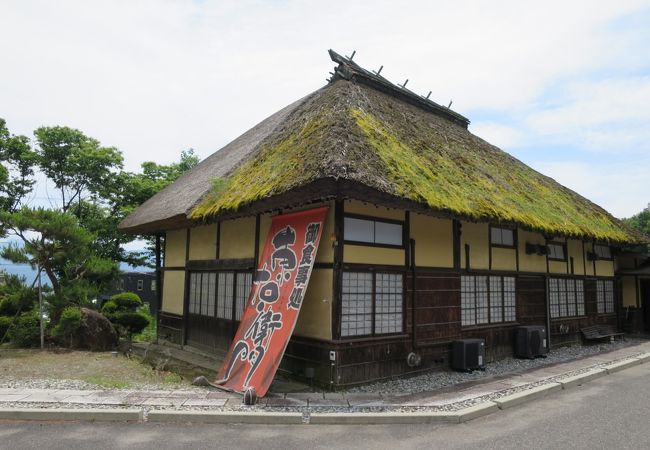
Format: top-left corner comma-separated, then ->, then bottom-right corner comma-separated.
1,0 -> 649,218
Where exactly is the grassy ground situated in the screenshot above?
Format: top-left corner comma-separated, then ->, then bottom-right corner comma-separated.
0,349 -> 188,389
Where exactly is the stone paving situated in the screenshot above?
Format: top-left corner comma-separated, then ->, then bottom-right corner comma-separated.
1,341 -> 650,412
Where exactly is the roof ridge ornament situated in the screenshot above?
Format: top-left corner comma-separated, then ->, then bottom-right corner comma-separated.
327,49 -> 470,127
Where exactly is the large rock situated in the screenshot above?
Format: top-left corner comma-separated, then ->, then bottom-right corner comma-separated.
73,308 -> 118,351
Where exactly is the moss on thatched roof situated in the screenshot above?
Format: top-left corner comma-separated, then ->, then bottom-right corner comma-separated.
190,75 -> 640,243
123,51 -> 643,243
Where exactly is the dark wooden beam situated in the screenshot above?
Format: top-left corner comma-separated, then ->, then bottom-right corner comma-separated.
185,228 -> 190,262
216,221 -> 221,260
155,234 -> 162,330
332,198 -> 344,340
404,211 -> 411,267
453,219 -> 461,270
254,213 -> 261,266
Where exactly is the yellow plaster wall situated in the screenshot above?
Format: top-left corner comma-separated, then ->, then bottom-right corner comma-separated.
189,224 -> 217,260
315,205 -> 335,264
344,245 -> 405,265
595,260 -> 615,277
517,229 -> 547,273
460,221 -> 489,270
548,260 -> 568,274
567,239 -> 585,275
294,269 -> 332,340
161,270 -> 185,315
410,214 -> 453,268
583,242 -> 595,276
345,199 -> 404,220
220,216 -> 256,259
491,247 -> 517,271
165,229 -> 187,267
622,276 -> 638,307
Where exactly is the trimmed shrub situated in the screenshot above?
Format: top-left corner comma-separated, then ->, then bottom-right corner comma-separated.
0,316 -> 13,340
109,292 -> 142,311
7,312 -> 41,348
113,312 -> 150,337
101,300 -> 118,315
133,303 -> 156,343
52,306 -> 83,345
101,292 -> 150,339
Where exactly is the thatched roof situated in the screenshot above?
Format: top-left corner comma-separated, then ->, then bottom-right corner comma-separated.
118,96 -> 310,233
120,50 -> 645,244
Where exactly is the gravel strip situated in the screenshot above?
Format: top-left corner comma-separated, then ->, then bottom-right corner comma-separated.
347,339 -> 646,396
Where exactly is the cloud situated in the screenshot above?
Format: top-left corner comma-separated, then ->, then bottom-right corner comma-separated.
526,77 -> 650,152
469,123 -> 524,149
532,159 -> 650,218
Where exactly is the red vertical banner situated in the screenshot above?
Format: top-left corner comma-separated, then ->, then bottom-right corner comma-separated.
215,207 -> 328,397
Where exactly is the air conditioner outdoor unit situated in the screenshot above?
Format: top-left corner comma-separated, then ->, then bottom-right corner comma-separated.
515,325 -> 548,359
451,339 -> 486,372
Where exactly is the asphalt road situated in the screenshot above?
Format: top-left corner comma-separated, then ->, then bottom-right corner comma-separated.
2,363 -> 650,450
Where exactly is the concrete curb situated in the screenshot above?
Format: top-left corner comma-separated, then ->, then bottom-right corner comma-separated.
0,408 -> 142,422
147,410 -> 303,424
309,411 -> 458,425
604,358 -> 641,374
454,401 -> 500,423
493,383 -> 562,410
635,352 -> 650,364
559,368 -> 607,389
308,401 -> 499,425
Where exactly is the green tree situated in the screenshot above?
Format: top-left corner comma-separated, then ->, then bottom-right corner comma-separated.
0,273 -> 37,317
0,208 -> 117,319
1,118 -> 198,327
0,119 -> 36,220
33,126 -> 123,213
114,149 -> 199,265
117,149 -> 199,213
623,204 -> 650,237
623,204 -> 650,251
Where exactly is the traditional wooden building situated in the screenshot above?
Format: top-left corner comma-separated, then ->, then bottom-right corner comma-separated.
616,252 -> 650,333
119,50 -> 647,388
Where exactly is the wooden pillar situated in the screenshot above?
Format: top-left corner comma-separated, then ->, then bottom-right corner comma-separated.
332,198 -> 344,340
155,234 -> 162,331
254,214 -> 261,266
452,219 -> 461,270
